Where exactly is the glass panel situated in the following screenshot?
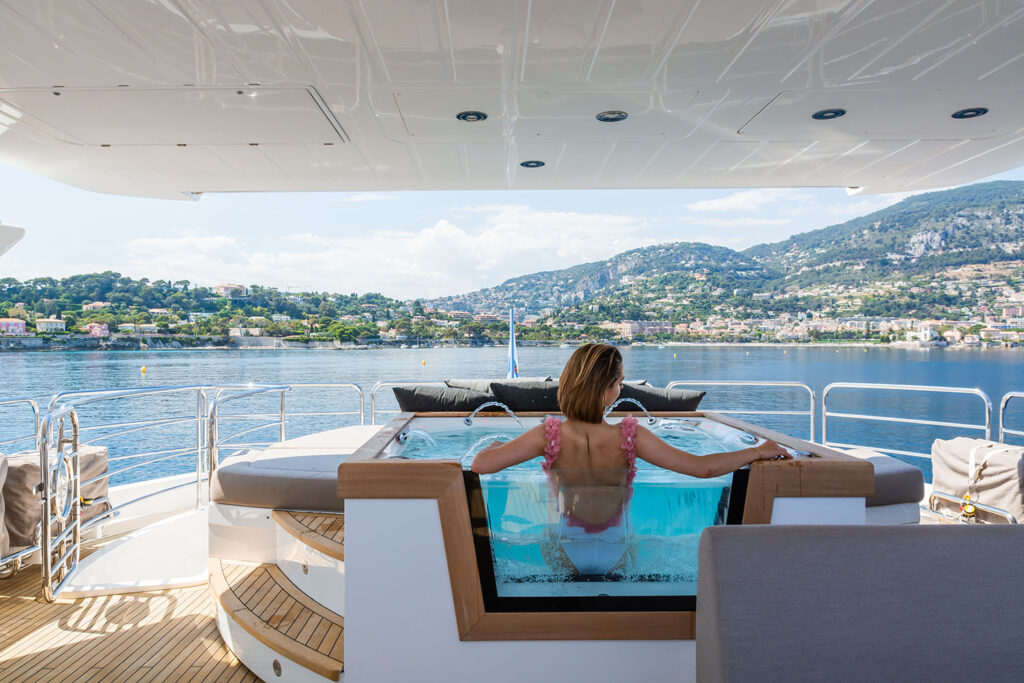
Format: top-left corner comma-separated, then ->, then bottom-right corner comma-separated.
478,467 -> 732,599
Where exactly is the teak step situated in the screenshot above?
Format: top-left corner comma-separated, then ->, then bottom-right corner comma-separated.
273,510 -> 345,561
209,558 -> 344,681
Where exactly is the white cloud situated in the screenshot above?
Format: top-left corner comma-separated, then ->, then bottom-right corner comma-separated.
686,189 -> 812,213
118,207 -> 657,298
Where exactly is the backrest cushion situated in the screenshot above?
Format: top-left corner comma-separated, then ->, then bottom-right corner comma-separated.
488,381 -> 561,412
446,377 -> 553,393
617,383 -> 705,412
392,385 -> 494,412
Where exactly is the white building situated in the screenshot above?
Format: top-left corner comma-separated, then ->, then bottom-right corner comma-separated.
35,317 -> 65,332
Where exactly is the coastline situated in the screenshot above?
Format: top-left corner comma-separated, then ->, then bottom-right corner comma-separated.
1,338 -> 1012,352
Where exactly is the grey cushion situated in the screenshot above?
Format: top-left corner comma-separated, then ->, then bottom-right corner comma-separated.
0,456 -> 9,558
697,525 -> 1024,683
211,448 -> 348,511
489,381 -> 560,412
842,447 -> 924,507
616,383 -> 704,411
445,377 -> 553,393
2,446 -> 110,547
392,385 -> 494,412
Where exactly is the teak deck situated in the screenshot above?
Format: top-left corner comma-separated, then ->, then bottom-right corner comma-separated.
0,564 -> 256,682
210,559 -> 345,681
273,511 -> 345,561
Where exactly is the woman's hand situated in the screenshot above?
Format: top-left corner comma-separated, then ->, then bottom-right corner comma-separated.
752,439 -> 790,461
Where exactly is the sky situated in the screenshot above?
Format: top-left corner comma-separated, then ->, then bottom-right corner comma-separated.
2,162 -> 1024,300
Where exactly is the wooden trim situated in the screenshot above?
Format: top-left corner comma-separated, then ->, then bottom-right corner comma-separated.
465,611 -> 694,641
436,472 -> 486,639
347,412 -> 415,462
272,511 -> 345,562
209,559 -> 344,681
338,459 -> 462,499
741,458 -> 875,524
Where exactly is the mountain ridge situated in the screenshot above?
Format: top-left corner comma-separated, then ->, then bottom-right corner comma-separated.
428,180 -> 1024,318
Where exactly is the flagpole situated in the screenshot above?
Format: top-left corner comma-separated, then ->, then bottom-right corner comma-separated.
507,307 -> 519,379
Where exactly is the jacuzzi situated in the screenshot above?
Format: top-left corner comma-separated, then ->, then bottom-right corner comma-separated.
336,410 -> 876,682
390,416 -> 763,608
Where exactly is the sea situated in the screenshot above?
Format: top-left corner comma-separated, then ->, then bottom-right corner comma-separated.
2,345 -> 1023,484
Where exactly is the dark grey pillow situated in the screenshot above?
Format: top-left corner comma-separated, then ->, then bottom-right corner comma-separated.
446,377 -> 553,393
489,381 -> 561,412
392,385 -> 494,412
617,383 -> 705,412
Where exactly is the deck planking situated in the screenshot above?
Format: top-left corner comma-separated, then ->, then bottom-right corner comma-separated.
0,564 -> 258,682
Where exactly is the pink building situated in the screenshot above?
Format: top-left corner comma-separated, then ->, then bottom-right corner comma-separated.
85,322 -> 110,337
0,317 -> 27,335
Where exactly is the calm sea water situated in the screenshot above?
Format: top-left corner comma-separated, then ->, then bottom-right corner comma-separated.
2,346 -> 1023,484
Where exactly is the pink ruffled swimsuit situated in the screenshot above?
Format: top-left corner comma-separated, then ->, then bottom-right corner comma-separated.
541,414 -> 638,534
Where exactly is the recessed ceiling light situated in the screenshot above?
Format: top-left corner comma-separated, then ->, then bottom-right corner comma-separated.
812,108 -> 846,120
596,110 -> 628,122
456,111 -> 487,122
520,160 -> 545,168
951,107 -> 988,119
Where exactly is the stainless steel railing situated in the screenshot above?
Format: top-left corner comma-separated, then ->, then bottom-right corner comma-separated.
38,404 -> 81,602
370,380 -> 447,424
998,392 -> 1024,444
49,385 -> 213,517
822,382 -> 992,458
666,380 -> 816,442
0,396 -> 40,451
207,384 -> 291,473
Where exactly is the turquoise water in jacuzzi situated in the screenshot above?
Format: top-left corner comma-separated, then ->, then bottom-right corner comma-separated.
394,417 -> 760,599
394,416 -> 762,467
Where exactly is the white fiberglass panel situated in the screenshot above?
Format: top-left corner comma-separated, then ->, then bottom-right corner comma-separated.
0,86 -> 345,146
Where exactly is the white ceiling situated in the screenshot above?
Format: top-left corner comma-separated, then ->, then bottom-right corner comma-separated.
0,0 -> 1023,198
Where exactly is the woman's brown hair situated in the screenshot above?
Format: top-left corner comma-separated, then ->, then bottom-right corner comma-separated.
557,343 -> 623,423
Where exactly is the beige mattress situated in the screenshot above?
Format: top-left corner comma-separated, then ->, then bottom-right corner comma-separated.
1,445 -> 110,549
0,455 -> 9,559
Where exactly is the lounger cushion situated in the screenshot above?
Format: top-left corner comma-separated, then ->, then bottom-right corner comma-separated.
211,448 -> 349,511
841,447 -> 925,507
1,446 -> 110,547
697,525 -> 1024,682
616,383 -> 705,412
392,385 -> 494,412
0,456 -> 9,558
489,381 -> 561,412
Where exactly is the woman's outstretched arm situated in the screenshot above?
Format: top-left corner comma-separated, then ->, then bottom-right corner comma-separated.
635,425 -> 789,478
471,424 -> 548,474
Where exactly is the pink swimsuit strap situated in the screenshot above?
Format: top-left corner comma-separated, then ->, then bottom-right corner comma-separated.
541,414 -> 638,471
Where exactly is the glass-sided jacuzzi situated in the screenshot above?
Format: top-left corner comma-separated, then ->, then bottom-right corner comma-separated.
383,415 -> 767,611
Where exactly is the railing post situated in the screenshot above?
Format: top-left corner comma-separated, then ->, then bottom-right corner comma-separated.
207,397 -> 219,476
196,388 -> 205,509
280,391 -> 287,442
